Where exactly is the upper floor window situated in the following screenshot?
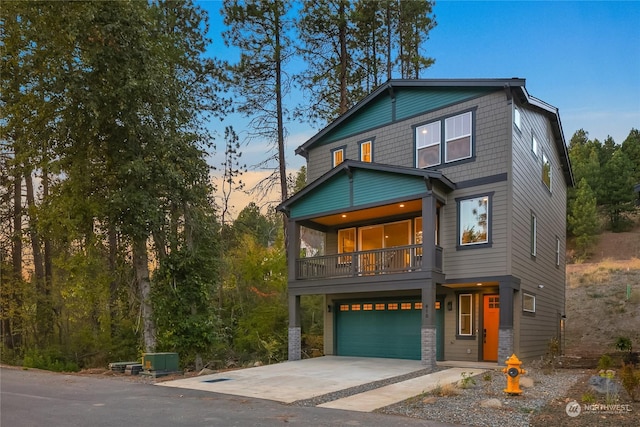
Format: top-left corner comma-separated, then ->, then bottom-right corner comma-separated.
338,228 -> 355,254
556,236 -> 561,266
416,121 -> 441,168
445,111 -> 472,163
360,140 -> 372,163
458,194 -> 490,247
338,227 -> 355,264
415,213 -> 440,247
416,111 -> 473,168
531,134 -> 539,157
514,107 -> 521,130
542,152 -> 551,191
531,212 -> 537,257
332,147 -> 345,167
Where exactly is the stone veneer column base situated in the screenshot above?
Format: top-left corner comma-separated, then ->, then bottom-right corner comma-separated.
498,328 -> 514,364
288,327 -> 301,361
421,327 -> 436,369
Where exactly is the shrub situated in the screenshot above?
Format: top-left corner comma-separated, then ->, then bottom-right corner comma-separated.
459,371 -> 476,389
431,383 -> 460,397
598,354 -> 613,370
620,362 -> 640,401
22,348 -> 79,372
581,391 -> 596,403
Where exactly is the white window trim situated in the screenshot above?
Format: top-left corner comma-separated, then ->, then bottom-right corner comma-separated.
523,293 -> 536,313
332,147 -> 344,167
444,111 -> 472,163
532,134 -> 539,157
360,140 -> 372,163
542,152 -> 552,191
416,121 -> 441,168
556,237 -> 561,266
458,293 -> 473,336
514,107 -> 521,130
531,213 -> 537,257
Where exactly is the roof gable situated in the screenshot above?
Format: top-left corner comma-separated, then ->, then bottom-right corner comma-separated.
296,79 -> 525,155
296,78 -> 574,187
278,160 -> 454,219
316,86 -> 497,146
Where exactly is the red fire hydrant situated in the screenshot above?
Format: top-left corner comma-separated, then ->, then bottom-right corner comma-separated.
503,354 -> 526,395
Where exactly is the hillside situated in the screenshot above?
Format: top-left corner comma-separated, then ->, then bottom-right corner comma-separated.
564,223 -> 640,357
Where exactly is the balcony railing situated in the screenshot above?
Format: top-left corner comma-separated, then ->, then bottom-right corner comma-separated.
295,244 -> 443,280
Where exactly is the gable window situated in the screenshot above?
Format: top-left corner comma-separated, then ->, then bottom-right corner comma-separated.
523,293 -> 536,313
531,134 -> 539,157
531,212 -> 537,257
542,152 -> 551,190
445,111 -> 472,162
332,147 -> 345,167
458,294 -> 473,336
416,121 -> 441,168
514,107 -> 521,130
360,140 -> 372,163
457,194 -> 490,247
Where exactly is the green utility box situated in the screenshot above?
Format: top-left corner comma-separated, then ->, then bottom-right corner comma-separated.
142,352 -> 179,372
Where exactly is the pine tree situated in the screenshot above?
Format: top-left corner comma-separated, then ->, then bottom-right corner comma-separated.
621,128 -> 640,184
600,150 -> 636,231
568,178 -> 598,258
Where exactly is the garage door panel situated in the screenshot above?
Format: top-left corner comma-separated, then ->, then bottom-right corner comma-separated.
336,300 -> 421,360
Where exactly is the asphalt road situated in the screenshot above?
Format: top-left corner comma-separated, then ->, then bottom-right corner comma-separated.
0,366 -> 462,427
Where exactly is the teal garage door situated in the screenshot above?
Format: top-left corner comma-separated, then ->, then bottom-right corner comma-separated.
335,300 -> 421,360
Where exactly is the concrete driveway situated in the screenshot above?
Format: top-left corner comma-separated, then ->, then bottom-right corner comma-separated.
158,356 -> 490,412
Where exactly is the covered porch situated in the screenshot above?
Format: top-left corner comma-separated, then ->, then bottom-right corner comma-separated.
277,161 -> 456,368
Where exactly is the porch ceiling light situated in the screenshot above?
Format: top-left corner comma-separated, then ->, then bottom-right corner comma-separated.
341,214 -> 347,218
399,204 -> 405,208
476,283 -> 483,286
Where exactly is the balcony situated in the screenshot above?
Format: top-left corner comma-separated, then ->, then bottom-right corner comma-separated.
295,244 -> 443,280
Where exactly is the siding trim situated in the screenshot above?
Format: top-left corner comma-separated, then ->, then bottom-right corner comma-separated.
456,173 -> 508,190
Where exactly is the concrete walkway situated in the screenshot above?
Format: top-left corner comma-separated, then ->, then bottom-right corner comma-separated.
318,368 -> 482,412
159,356 -> 492,412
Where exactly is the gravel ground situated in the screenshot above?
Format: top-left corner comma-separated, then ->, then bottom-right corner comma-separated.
288,365 -> 582,426
379,368 -> 581,427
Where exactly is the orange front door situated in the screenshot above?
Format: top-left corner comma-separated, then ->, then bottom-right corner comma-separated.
483,295 -> 500,361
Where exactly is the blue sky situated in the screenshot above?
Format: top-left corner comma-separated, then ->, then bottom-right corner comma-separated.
200,0 -> 640,209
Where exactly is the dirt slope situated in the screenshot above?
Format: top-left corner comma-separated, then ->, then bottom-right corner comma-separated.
564,222 -> 640,357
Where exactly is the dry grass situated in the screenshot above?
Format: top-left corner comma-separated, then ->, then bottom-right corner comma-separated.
567,257 -> 640,289
565,257 -> 640,357
429,382 -> 460,397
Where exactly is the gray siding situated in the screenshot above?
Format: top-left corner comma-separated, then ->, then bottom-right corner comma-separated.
441,290 -> 480,362
298,86 -> 568,362
306,91 -> 512,183
441,181 -> 509,279
510,103 -> 567,359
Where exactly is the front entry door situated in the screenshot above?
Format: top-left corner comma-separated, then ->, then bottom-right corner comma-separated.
483,295 -> 500,361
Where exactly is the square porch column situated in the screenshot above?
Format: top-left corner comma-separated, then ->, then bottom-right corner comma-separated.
288,293 -> 301,361
498,278 -> 519,364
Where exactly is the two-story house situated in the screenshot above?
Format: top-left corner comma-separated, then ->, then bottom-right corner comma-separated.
277,79 -> 573,368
